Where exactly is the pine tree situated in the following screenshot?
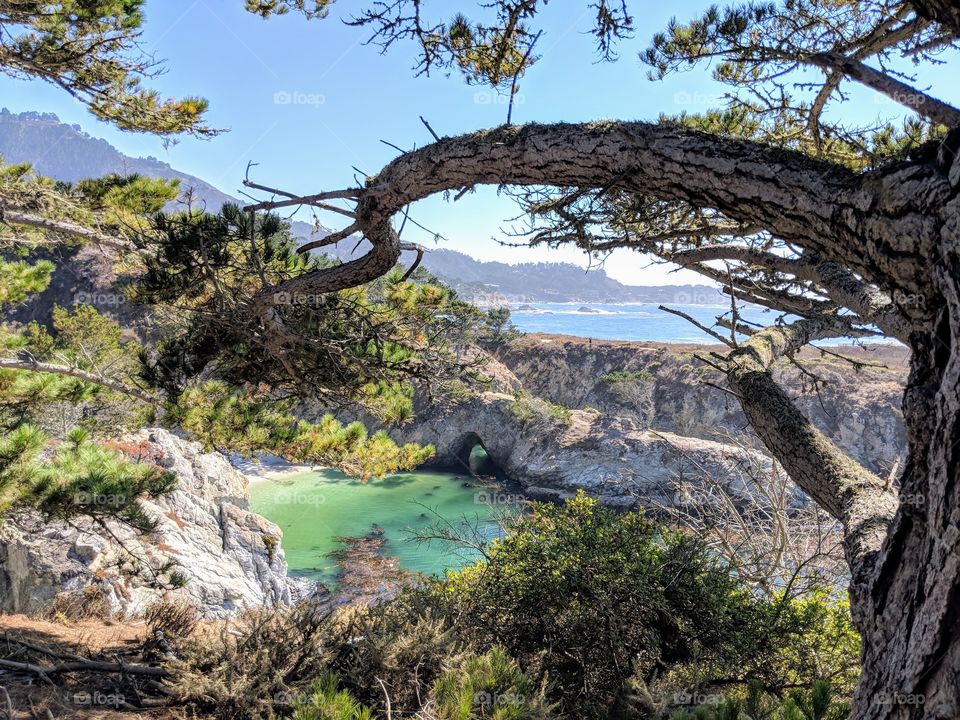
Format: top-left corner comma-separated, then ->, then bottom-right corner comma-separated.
0,158 -> 485,529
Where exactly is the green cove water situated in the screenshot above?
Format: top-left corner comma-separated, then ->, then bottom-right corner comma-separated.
248,467 -> 508,582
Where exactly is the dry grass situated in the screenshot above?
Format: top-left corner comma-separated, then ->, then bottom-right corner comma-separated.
0,613 -> 180,719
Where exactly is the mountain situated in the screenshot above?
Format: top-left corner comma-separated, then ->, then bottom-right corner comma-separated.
0,109 -> 727,305
416,251 -> 726,304
0,109 -> 237,212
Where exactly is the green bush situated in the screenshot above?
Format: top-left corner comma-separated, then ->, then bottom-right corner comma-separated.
508,390 -> 572,426
291,675 -> 374,720
431,647 -> 554,719
669,680 -> 850,720
431,491 -> 769,716
600,369 -> 655,384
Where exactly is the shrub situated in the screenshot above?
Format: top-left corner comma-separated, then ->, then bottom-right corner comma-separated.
47,585 -> 114,622
600,369 -> 655,384
759,592 -> 860,697
290,674 -> 374,720
145,598 -> 199,640
431,647 -> 554,719
322,590 -> 465,714
508,391 -> 572,427
164,601 -> 333,719
669,680 -> 850,720
432,491 -> 767,716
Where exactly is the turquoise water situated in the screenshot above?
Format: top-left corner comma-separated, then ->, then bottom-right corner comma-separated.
248,468 -> 508,581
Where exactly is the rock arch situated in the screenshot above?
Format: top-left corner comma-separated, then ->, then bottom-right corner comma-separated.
452,432 -> 503,479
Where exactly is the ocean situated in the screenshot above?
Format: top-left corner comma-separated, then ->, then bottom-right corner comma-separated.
507,302 -> 895,345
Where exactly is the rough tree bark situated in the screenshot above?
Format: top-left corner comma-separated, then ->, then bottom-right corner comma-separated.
259,120 -> 959,718
909,0 -> 960,37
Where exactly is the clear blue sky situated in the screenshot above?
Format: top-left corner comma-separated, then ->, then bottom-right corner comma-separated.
1,1 -> 952,285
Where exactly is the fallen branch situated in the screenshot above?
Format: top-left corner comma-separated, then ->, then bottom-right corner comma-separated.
0,657 -> 167,678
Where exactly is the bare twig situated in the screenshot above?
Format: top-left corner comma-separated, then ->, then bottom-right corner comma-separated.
419,115 -> 440,141
399,242 -> 426,280
507,30 -> 542,125
658,305 -> 733,347
376,677 -> 393,720
0,685 -> 13,720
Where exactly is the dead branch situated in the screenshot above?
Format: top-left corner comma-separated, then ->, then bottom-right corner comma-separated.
0,207 -> 135,252
658,305 -> 733,346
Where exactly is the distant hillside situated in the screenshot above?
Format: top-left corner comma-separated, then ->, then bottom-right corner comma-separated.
419,250 -> 727,305
0,109 -> 237,212
0,109 -> 727,305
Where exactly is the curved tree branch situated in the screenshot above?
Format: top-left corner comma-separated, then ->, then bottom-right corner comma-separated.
253,122 -> 939,312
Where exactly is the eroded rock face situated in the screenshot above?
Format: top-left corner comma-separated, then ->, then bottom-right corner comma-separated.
491,335 -> 908,475
0,429 -> 293,619
365,337 -> 906,505
387,390 -> 778,508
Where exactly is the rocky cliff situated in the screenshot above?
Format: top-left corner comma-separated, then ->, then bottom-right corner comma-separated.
392,389 -> 779,508
491,334 -> 908,475
0,429 -> 293,619
367,335 -> 907,504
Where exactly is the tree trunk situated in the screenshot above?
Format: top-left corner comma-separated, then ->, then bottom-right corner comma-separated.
852,271 -> 960,719
909,0 -> 960,37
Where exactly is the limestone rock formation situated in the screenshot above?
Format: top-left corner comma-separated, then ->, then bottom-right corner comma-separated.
0,429 -> 293,619
388,389 -> 777,508
363,336 -> 906,507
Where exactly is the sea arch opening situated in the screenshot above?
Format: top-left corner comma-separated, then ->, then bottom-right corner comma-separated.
453,432 -> 505,480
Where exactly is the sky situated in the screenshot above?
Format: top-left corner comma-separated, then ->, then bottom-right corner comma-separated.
1,1 -> 954,286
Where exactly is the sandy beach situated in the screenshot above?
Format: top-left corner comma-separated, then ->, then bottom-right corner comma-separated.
231,454 -> 319,484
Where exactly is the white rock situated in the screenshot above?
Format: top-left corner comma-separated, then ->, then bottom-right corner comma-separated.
0,428 -> 294,619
